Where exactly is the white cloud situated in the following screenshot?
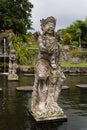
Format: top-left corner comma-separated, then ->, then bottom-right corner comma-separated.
30,0 -> 87,32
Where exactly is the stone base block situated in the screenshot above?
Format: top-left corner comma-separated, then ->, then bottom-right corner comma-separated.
8,75 -> 19,81
29,110 -> 67,123
8,78 -> 19,81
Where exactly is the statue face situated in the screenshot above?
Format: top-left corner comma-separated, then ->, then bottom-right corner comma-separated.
44,22 -> 55,34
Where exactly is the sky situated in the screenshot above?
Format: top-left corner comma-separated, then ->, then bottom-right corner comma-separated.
30,0 -> 87,32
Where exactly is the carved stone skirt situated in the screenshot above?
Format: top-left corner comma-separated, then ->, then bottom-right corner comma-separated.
35,58 -> 50,80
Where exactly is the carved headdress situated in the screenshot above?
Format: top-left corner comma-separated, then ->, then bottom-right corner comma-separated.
40,16 -> 56,30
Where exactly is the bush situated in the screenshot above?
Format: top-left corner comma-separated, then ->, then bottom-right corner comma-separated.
71,41 -> 79,46
12,35 -> 38,65
69,49 -> 80,57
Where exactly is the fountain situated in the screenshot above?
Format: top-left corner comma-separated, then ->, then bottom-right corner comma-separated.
29,16 -> 67,122
0,36 -> 9,74
3,37 -> 8,74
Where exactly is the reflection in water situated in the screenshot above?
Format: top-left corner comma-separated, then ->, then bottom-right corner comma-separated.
79,89 -> 87,103
29,118 -> 67,130
0,74 -> 87,130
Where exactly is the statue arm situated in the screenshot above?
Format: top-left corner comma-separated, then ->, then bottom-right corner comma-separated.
38,36 -> 48,53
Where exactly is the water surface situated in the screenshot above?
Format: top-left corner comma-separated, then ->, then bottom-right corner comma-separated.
0,74 -> 87,130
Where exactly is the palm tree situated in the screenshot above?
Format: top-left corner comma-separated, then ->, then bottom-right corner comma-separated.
76,28 -> 81,47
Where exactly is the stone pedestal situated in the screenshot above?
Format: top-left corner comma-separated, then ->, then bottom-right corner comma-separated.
29,110 -> 67,123
8,74 -> 18,81
8,47 -> 18,81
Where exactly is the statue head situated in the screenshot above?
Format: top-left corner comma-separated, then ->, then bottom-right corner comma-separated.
40,16 -> 56,34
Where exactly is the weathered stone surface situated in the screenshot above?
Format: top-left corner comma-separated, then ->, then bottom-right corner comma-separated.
29,110 -> 67,123
70,57 -> 81,64
63,67 -> 87,74
8,46 -> 18,81
30,16 -> 67,121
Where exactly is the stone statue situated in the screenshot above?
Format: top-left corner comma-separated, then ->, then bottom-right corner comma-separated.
30,16 -> 66,120
8,46 -> 18,80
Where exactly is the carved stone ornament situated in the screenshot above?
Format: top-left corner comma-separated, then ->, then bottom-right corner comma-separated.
30,16 -> 66,121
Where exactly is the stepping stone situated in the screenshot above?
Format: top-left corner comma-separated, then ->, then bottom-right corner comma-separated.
62,85 -> 69,90
0,88 -> 2,92
16,85 -> 69,92
69,73 -> 80,76
76,84 -> 87,88
16,86 -> 33,92
24,74 -> 34,76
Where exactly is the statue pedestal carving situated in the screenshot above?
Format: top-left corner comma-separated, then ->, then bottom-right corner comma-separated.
29,16 -> 67,122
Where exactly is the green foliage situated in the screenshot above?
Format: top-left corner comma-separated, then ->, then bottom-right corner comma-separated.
14,42 -> 30,65
71,41 -> 79,46
12,36 -> 30,65
61,17 -> 87,47
12,35 -> 21,43
0,0 -> 33,34
61,61 -> 87,67
63,33 -> 72,45
69,49 -> 80,57
76,28 -> 81,37
62,25 -> 77,41
12,35 -> 38,65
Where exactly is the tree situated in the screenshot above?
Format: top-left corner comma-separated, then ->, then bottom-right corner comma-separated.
0,0 -> 33,34
62,24 -> 77,41
61,18 -> 87,48
76,28 -> 81,47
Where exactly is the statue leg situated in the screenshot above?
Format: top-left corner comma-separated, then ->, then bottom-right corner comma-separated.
54,72 -> 66,102
54,80 -> 62,102
31,74 -> 39,109
37,74 -> 48,111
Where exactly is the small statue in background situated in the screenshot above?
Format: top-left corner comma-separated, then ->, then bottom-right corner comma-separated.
30,16 -> 66,120
8,47 -> 18,80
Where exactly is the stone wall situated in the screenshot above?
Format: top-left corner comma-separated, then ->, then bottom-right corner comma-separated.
18,66 -> 87,75
62,67 -> 87,74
